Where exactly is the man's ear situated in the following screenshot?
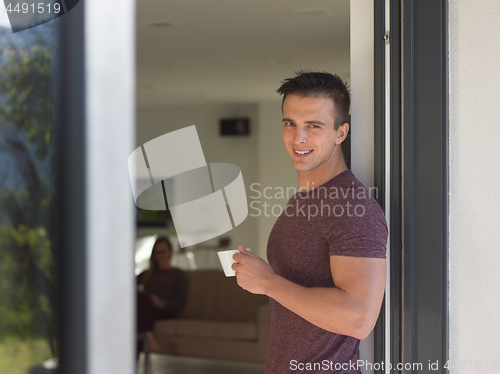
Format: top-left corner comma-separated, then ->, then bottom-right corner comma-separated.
336,123 -> 350,144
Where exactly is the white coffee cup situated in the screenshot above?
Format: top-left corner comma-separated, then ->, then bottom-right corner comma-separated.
217,248 -> 251,277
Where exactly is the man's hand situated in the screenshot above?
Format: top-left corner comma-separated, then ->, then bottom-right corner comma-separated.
150,294 -> 166,309
232,246 -> 276,295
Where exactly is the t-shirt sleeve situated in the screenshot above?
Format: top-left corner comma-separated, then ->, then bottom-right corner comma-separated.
326,200 -> 388,258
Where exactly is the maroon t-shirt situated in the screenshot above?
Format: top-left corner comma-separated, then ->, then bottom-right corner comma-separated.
266,170 -> 387,374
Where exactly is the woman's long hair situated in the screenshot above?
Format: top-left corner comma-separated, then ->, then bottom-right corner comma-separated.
139,236 -> 172,286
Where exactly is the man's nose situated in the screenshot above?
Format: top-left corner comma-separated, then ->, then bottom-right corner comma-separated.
294,127 -> 308,143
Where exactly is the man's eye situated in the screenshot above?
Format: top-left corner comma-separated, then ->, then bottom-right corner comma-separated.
309,124 -> 319,128
284,122 -> 294,126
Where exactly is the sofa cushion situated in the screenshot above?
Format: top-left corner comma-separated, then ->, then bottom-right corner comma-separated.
177,270 -> 220,320
178,270 -> 269,323
212,276 -> 268,322
155,319 -> 257,341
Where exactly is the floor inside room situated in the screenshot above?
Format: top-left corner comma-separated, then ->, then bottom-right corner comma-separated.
137,353 -> 265,374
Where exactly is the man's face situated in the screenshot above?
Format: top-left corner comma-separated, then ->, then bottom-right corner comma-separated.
282,94 -> 345,175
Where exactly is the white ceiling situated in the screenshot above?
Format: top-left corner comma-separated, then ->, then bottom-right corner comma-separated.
136,0 -> 350,108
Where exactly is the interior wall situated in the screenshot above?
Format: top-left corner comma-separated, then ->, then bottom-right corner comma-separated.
449,0 -> 500,368
136,104 -> 259,255
350,1 -> 375,189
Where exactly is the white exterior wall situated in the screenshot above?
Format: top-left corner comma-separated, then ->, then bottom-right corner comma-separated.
449,0 -> 500,370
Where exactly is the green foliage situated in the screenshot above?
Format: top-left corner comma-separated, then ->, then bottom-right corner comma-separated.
0,30 -> 55,161
0,337 -> 52,374
0,225 -> 54,340
0,24 -> 57,359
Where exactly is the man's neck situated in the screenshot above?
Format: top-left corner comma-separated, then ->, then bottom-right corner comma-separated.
297,160 -> 348,192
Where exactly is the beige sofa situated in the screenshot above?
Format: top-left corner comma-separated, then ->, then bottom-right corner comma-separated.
153,270 -> 269,362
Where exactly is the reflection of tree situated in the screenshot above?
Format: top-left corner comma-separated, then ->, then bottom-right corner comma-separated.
0,25 -> 57,357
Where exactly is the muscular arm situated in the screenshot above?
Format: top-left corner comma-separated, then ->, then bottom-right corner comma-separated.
233,247 -> 386,340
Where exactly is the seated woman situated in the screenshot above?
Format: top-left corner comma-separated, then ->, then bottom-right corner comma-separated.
137,236 -> 188,353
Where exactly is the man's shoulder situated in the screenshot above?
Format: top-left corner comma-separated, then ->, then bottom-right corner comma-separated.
313,171 -> 381,207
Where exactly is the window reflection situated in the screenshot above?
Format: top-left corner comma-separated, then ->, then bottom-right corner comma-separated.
0,21 -> 59,374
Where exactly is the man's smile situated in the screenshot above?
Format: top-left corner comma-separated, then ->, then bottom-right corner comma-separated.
293,149 -> 313,156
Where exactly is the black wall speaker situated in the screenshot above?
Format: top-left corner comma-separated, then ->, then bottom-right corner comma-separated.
220,118 -> 250,136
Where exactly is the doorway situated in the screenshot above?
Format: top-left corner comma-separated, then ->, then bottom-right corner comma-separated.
135,0 -> 358,372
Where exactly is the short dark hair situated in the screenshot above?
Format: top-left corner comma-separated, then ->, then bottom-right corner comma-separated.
140,236 -> 173,285
277,71 -> 350,130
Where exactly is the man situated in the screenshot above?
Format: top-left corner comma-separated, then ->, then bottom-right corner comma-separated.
233,71 -> 387,373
